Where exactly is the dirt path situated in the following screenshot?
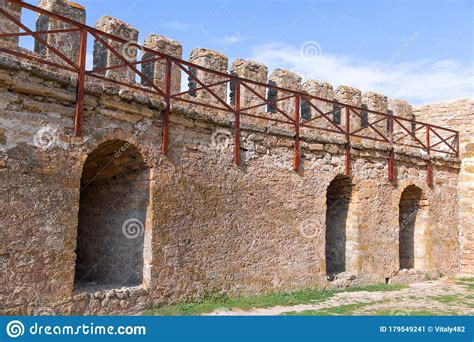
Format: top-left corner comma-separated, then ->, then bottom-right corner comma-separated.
206,278 -> 473,316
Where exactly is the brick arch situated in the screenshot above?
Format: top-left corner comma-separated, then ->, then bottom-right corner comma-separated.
396,182 -> 430,270
324,174 -> 360,276
74,139 -> 153,291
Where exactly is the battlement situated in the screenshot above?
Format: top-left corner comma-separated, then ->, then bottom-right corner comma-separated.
0,0 -> 462,187
0,1 -> 471,316
0,1 -> 460,181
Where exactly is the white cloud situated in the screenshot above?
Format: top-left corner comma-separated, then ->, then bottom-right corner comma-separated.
247,42 -> 473,105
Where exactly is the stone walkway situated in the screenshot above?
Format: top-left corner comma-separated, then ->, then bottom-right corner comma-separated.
206,278 -> 473,316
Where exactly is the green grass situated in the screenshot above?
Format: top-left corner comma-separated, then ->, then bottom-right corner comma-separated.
457,278 -> 474,291
281,302 -> 377,316
144,288 -> 335,316
428,293 -> 474,308
371,309 -> 460,316
144,283 -> 406,316
428,295 -> 462,304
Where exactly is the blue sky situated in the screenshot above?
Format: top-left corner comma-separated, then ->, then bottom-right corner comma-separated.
21,0 -> 473,104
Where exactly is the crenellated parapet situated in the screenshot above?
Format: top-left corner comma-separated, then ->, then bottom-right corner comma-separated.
0,0 -> 21,47
335,85 -> 361,130
35,0 -> 86,64
268,68 -> 301,118
0,0 -> 449,164
230,58 -> 267,118
387,99 -> 415,150
388,99 -> 413,123
94,16 -> 139,84
361,91 -> 388,135
301,80 -> 334,120
142,34 -> 182,94
188,48 -> 228,107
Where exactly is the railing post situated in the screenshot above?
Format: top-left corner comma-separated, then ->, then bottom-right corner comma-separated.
293,95 -> 300,172
455,132 -> 460,158
388,112 -> 395,181
162,57 -> 171,155
426,126 -> 433,186
234,79 -> 241,166
74,28 -> 87,136
345,106 -> 351,176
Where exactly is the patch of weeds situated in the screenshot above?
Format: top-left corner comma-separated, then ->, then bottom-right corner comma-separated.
457,278 -> 474,291
428,295 -> 463,304
281,302 -> 376,316
145,283 -> 406,316
144,288 -> 335,316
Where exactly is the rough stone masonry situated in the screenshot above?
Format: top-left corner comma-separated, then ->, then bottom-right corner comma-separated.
0,1 -> 472,315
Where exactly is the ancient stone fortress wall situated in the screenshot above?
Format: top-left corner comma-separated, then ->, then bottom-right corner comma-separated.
0,1 -> 466,315
414,100 -> 474,275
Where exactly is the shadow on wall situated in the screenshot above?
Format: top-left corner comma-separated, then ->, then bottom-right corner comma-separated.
325,175 -> 353,276
398,184 -> 429,271
74,140 -> 150,292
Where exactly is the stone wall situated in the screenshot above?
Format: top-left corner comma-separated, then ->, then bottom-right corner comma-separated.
414,99 -> 474,275
0,53 -> 461,315
0,1 -> 467,316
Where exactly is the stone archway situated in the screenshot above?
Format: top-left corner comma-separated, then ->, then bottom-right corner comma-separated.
325,175 -> 357,276
74,140 -> 150,291
398,184 -> 429,270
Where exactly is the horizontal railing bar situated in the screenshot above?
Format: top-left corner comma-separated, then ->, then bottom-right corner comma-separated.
0,47 -> 78,72
172,96 -> 231,112
0,27 -> 80,38
240,112 -> 294,125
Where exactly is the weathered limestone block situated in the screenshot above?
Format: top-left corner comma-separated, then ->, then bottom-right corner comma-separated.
335,85 -> 362,130
0,0 -> 21,47
188,48 -> 228,106
301,80 -> 334,131
35,0 -> 86,64
268,68 -> 301,118
230,59 -> 267,117
94,16 -> 139,84
142,34 -> 182,95
414,99 -> 473,274
362,92 -> 388,136
388,99 -> 414,141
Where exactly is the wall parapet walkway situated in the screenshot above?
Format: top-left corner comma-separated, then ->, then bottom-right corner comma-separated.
0,0 -> 460,185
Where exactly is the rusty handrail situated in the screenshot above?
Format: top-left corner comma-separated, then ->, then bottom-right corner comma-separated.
0,0 -> 460,185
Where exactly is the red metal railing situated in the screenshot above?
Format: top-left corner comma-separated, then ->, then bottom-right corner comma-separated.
0,0 -> 460,186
